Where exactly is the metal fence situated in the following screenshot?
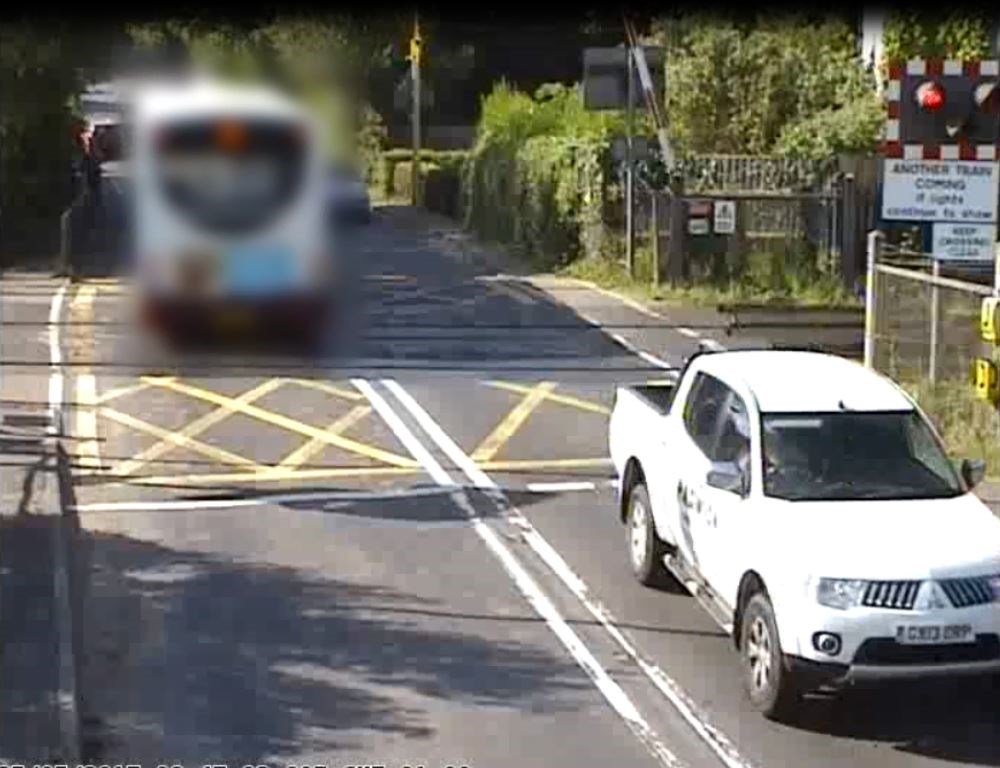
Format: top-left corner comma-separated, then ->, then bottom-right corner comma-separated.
603,153 -> 867,287
865,235 -> 1000,468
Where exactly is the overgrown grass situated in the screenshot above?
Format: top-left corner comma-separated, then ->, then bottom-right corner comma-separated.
559,250 -> 862,309
899,377 -> 1000,479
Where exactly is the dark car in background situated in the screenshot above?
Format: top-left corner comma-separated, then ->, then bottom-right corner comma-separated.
327,162 -> 371,225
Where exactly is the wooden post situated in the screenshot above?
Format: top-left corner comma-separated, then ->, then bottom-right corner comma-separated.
651,191 -> 660,289
410,15 -> 422,208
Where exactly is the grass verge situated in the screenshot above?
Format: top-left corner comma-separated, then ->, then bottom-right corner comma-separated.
899,377 -> 1000,480
559,251 -> 862,310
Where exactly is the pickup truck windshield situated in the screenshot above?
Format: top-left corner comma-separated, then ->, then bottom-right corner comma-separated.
761,411 -> 964,501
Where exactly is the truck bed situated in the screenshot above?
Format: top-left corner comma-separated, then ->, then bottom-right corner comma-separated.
619,382 -> 677,416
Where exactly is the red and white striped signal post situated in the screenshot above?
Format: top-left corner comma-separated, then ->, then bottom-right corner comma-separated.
881,58 -> 1000,159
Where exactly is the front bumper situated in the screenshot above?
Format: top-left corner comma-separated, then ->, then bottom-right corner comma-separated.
786,601 -> 1000,682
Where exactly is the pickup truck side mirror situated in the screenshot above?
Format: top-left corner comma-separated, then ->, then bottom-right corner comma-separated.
961,458 -> 987,489
707,462 -> 748,498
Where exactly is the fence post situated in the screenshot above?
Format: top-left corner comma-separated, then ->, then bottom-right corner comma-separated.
666,193 -> 685,285
651,191 -> 660,289
58,206 -> 73,277
928,258 -> 941,383
840,173 -> 857,289
995,241 -> 1000,297
863,230 -> 882,369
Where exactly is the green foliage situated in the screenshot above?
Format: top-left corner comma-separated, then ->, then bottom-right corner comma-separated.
128,16 -> 401,165
377,149 -> 468,199
461,82 -> 619,268
657,14 -> 883,159
775,95 -> 885,160
357,104 -> 388,184
0,22 -> 114,258
883,11 -> 993,66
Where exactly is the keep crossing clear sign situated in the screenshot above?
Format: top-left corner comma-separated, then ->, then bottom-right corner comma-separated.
881,159 -> 1000,224
931,223 -> 998,261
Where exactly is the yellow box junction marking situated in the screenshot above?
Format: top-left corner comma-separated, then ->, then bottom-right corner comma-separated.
472,382 -> 558,463
101,407 -> 259,469
96,466 -> 419,488
96,380 -> 155,405
273,404 -> 372,471
478,458 -> 613,471
484,381 -> 610,415
107,378 -> 283,478
142,376 -> 419,469
287,379 -> 366,402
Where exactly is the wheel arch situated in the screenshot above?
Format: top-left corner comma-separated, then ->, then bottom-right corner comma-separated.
620,457 -> 646,523
732,570 -> 768,650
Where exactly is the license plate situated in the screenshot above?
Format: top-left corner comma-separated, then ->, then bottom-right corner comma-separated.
224,246 -> 295,295
894,623 -> 975,645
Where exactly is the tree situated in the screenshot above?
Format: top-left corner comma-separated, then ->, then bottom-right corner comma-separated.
653,13 -> 883,159
0,20 -> 120,257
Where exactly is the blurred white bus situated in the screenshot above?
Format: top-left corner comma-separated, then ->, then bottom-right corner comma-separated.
130,78 -> 333,344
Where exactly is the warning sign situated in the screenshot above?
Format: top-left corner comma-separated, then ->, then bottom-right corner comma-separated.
881,159 -> 999,224
714,200 -> 736,234
931,223 -> 997,262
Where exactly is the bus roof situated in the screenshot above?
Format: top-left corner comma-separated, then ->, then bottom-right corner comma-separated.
133,78 -> 307,124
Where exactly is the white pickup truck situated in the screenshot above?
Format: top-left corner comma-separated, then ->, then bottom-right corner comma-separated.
609,348 -> 999,720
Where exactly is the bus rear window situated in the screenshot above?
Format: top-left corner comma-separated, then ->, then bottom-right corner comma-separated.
155,118 -> 306,236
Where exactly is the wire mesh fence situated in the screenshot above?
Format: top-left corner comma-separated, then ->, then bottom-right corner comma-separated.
870,242 -> 999,470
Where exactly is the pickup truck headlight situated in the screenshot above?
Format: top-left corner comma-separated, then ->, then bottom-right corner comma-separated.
816,578 -> 867,610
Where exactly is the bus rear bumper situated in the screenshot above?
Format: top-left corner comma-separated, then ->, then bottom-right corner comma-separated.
141,292 -> 332,339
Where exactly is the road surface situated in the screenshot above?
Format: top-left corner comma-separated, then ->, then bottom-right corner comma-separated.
3,204 -> 999,768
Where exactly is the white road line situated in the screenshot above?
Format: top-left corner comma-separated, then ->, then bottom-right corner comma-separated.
608,332 -> 673,370
351,378 -> 453,486
383,379 -> 756,768
527,481 -> 597,493
48,283 -> 68,434
72,486 -> 459,513
676,327 -> 698,338
360,381 -> 682,768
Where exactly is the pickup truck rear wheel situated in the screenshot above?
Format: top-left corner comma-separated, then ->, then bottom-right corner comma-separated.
626,483 -> 671,587
740,592 -> 801,721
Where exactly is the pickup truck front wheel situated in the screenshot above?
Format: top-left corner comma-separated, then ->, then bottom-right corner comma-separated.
626,483 -> 671,587
740,592 -> 801,721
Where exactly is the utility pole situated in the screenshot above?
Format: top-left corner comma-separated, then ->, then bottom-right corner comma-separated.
625,45 -> 635,278
409,14 -> 423,208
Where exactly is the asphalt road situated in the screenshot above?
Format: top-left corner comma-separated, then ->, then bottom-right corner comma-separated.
4,203 -> 1000,767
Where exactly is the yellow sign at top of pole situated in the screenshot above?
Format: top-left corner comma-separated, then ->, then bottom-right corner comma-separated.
409,17 -> 422,66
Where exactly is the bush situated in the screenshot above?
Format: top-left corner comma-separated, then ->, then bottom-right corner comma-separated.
378,149 -> 468,199
461,82 -> 621,269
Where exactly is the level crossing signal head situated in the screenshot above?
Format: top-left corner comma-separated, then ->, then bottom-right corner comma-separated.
915,81 -> 946,112
895,61 -> 1000,147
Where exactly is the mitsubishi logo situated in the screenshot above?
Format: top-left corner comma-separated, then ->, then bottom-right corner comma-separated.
915,580 -> 950,610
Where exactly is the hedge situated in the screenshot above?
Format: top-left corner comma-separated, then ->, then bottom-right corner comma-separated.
456,82 -> 621,270
376,149 -> 469,199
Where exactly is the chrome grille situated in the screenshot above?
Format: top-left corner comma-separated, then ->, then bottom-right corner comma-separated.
940,577 -> 995,608
861,580 -> 922,610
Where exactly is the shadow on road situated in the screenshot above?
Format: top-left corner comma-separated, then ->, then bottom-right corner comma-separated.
78,525 -> 594,762
0,514 -> 62,761
787,677 -> 1000,764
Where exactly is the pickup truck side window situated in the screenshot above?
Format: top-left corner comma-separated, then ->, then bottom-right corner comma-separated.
683,372 -> 730,457
715,389 -> 752,492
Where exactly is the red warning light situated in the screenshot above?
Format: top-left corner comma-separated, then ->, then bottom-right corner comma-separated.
916,81 -> 946,112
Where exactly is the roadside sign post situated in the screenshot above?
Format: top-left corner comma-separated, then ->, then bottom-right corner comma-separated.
626,48 -> 635,278
408,17 -> 423,208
